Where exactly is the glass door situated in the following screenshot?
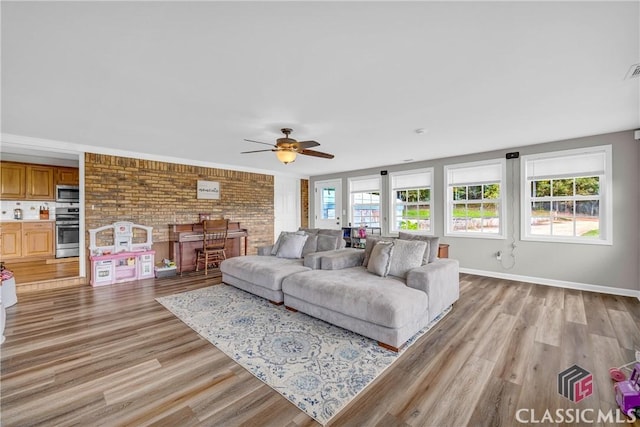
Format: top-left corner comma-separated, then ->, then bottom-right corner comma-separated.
314,179 -> 342,230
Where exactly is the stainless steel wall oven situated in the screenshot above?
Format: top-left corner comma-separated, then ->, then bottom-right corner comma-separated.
55,206 -> 80,258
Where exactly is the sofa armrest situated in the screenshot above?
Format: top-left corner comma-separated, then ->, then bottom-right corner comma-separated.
406,258 -> 460,321
321,248 -> 364,270
258,245 -> 274,256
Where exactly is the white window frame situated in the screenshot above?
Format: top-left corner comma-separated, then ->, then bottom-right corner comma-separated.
388,168 -> 434,235
444,158 -> 507,239
348,175 -> 381,228
521,145 -> 612,245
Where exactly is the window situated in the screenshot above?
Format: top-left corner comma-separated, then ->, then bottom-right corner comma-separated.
349,176 -> 381,228
522,145 -> 612,244
389,168 -> 433,233
445,159 -> 506,238
320,187 -> 336,220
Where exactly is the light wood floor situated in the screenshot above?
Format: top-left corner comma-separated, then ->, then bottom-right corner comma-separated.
1,273 -> 639,426
3,258 -> 79,284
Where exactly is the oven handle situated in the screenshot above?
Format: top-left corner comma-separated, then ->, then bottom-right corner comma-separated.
56,224 -> 80,229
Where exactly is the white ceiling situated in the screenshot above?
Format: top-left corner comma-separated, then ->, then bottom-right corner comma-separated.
2,1 -> 639,177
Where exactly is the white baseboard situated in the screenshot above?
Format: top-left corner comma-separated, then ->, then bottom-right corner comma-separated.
459,268 -> 640,300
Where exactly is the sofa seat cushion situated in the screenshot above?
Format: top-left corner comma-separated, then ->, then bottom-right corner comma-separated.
220,255 -> 310,291
282,267 -> 428,329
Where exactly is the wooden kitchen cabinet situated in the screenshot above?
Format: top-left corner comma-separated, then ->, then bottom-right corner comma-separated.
26,165 -> 55,200
22,222 -> 54,257
56,167 -> 79,185
1,222 -> 23,259
0,162 -> 27,200
1,162 -> 76,201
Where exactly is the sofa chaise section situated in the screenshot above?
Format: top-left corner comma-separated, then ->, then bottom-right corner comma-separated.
221,228 -> 347,303
220,255 -> 310,304
282,267 -> 430,350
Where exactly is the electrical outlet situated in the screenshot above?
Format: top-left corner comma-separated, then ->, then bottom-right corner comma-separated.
496,251 -> 502,260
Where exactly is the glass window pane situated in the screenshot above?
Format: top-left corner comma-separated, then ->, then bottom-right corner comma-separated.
396,190 -> 407,202
531,202 -> 551,236
467,203 -> 481,231
575,200 -> 599,218
452,203 -> 467,218
453,186 -> 467,201
575,177 -> 599,196
452,203 -> 467,231
552,179 -> 574,197
483,183 -> 500,199
417,204 -> 430,220
468,185 -> 482,200
419,189 -> 430,202
576,200 -> 599,237
532,180 -> 551,197
552,201 -> 574,236
321,188 -> 335,219
417,218 -> 431,231
482,203 -> 500,233
483,203 -> 498,218
553,200 -> 573,216
407,189 -> 418,202
531,201 -> 551,235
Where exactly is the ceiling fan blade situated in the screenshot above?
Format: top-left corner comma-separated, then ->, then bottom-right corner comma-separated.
299,149 -> 334,159
296,140 -> 320,149
241,149 -> 275,154
244,139 -> 276,147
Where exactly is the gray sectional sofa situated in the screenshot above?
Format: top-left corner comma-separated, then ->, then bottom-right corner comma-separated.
220,228 -> 346,304
220,229 -> 459,351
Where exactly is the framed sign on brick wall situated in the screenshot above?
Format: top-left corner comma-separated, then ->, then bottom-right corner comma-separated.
197,180 -> 220,200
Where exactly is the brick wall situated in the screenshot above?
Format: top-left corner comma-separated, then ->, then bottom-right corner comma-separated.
300,179 -> 309,228
84,153 -> 274,258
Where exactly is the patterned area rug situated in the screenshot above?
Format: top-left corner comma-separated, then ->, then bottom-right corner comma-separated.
156,284 -> 450,425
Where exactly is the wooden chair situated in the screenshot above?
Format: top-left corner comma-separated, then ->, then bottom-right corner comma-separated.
195,219 -> 229,275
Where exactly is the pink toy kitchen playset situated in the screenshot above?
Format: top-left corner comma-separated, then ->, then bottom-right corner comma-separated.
88,222 -> 155,286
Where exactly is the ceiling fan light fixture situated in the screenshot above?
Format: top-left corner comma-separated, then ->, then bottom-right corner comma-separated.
276,149 -> 297,164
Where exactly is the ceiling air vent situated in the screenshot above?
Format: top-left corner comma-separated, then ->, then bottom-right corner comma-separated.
625,63 -> 640,79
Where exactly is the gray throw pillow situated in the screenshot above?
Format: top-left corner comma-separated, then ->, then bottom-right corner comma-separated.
276,233 -> 308,259
362,236 -> 385,267
388,239 -> 427,278
317,234 -> 340,252
301,234 -> 318,257
271,231 -> 306,255
367,241 -> 394,277
398,232 -> 440,264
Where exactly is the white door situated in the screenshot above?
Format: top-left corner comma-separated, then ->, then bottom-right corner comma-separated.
274,176 -> 300,239
314,179 -> 342,229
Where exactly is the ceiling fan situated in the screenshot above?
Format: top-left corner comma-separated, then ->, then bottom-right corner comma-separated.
242,128 -> 335,164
